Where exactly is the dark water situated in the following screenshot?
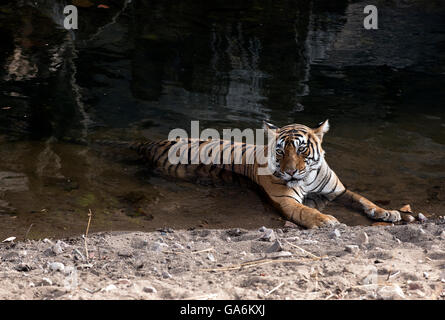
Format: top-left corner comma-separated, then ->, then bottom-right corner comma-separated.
0,0 -> 444,240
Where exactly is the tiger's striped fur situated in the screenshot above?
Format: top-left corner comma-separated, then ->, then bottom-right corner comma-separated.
135,120 -> 401,228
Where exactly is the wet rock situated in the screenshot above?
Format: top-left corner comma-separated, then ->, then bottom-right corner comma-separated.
265,240 -> 283,253
49,262 -> 65,272
329,229 -> 341,239
345,245 -> 360,254
377,285 -> 405,300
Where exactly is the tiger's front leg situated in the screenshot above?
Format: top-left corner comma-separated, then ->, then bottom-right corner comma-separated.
276,197 -> 340,229
261,179 -> 339,229
334,189 -> 401,222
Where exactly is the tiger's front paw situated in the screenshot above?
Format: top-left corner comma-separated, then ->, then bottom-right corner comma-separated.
367,207 -> 401,222
307,213 -> 340,229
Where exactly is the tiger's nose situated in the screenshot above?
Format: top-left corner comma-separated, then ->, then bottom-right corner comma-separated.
286,169 -> 298,176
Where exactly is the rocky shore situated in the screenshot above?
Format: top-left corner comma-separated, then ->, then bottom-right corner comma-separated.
1,219 -> 445,300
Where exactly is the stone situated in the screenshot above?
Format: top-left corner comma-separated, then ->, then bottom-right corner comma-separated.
143,286 -> 157,293
207,253 -> 216,262
162,271 -> 172,279
259,228 -> 276,242
330,229 -> 341,239
49,262 -> 65,272
345,245 -> 360,254
377,285 -> 405,300
258,226 -> 267,232
357,232 -> 369,245
440,231 -> 445,240
41,278 -> 53,286
418,213 -> 427,222
52,243 -> 63,255
265,240 -> 283,253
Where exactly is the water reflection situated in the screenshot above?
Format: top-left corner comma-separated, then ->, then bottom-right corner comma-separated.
0,0 -> 444,239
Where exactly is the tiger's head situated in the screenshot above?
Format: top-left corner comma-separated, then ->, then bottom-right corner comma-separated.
263,120 -> 329,186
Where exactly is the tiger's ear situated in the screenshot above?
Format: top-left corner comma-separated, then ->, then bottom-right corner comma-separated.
263,120 -> 279,134
313,119 -> 330,142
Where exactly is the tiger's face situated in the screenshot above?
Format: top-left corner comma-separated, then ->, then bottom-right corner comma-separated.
264,120 -> 329,185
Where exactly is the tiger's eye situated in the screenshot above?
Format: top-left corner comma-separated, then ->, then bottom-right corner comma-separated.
276,149 -> 284,156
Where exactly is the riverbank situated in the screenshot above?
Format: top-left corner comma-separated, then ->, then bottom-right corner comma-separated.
1,219 -> 445,300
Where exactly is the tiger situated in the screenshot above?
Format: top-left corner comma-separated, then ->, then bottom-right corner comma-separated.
133,120 -> 401,228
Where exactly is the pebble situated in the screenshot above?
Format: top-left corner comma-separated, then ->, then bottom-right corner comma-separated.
265,240 -> 283,253
52,243 -> 63,255
418,213 -> 427,222
117,278 -> 131,285
207,253 -> 216,262
422,272 -> 429,279
258,226 -> 267,232
41,278 -> 53,286
118,250 -> 132,258
377,285 -> 405,300
143,286 -> 157,293
357,231 -> 369,245
162,271 -> 172,279
172,243 -> 184,250
329,229 -> 341,239
259,228 -> 276,242
439,231 -> 445,240
49,262 -> 65,272
267,251 -> 292,258
345,245 -> 360,254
